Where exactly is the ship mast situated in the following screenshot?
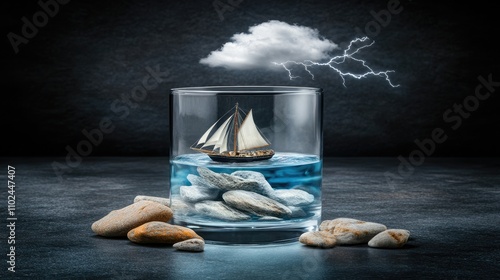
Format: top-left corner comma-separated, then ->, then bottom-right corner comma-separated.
233,103 -> 238,154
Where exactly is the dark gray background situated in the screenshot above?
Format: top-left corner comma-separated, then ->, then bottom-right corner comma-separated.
3,0 -> 499,157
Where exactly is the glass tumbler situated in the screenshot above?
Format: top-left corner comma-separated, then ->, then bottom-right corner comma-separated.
169,86 -> 323,244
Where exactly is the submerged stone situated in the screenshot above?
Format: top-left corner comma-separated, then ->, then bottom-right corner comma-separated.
231,170 -> 274,196
194,201 -> 251,221
180,185 -> 219,203
258,216 -> 283,221
288,206 -> 308,218
171,197 -> 195,218
187,174 -> 218,190
222,190 -> 292,218
197,167 -> 263,193
271,189 -> 314,206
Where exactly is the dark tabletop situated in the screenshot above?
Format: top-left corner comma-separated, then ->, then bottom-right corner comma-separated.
2,157 -> 499,279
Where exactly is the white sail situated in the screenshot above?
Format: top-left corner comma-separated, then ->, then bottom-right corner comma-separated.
202,115 -> 233,150
214,120 -> 231,152
219,128 -> 230,153
237,110 -> 270,151
196,122 -> 217,146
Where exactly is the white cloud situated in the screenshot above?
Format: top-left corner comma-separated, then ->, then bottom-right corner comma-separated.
200,20 -> 338,70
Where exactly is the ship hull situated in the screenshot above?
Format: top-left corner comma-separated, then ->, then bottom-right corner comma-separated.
208,152 -> 274,162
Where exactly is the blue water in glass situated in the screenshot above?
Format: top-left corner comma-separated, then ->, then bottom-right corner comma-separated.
170,153 -> 322,230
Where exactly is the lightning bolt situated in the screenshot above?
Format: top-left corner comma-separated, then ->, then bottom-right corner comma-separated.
273,37 -> 399,87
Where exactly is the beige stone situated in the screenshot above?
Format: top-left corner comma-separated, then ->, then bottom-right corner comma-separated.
91,201 -> 173,237
173,238 -> 205,252
333,221 -> 387,245
133,195 -> 195,217
299,231 -> 337,248
127,221 -> 203,244
133,195 -> 170,206
319,218 -> 362,232
368,229 -> 410,248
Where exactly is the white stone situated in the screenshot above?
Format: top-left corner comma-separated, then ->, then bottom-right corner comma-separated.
91,201 -> 173,237
271,189 -> 314,206
134,195 -> 170,206
222,190 -> 292,218
134,196 -> 194,217
319,218 -> 362,232
299,231 -> 337,248
187,174 -> 218,189
173,238 -> 205,252
180,185 -> 219,203
197,167 -> 264,194
194,201 -> 251,221
288,206 -> 308,218
258,216 -> 283,221
170,197 -> 194,217
333,221 -> 387,245
368,229 -> 410,248
231,170 -> 274,196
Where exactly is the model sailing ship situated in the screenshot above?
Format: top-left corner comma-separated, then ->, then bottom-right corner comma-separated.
191,103 -> 275,162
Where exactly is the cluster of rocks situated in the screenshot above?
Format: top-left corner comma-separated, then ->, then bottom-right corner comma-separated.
299,218 -> 410,249
92,196 -> 409,251
174,167 -> 315,221
91,198 -> 204,252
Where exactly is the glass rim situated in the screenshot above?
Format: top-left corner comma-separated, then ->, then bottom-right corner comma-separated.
171,85 -> 322,94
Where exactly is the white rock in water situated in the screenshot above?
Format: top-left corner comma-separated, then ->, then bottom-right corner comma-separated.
258,216 -> 283,221
222,190 -> 292,218
187,174 -> 218,189
271,189 -> 314,206
299,231 -> 337,248
368,229 -> 410,248
194,201 -> 251,221
171,197 -> 194,217
173,238 -> 205,252
288,206 -> 308,218
134,195 -> 170,206
197,167 -> 264,194
180,185 -> 219,203
333,221 -> 387,245
231,170 -> 274,196
319,218 -> 362,232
